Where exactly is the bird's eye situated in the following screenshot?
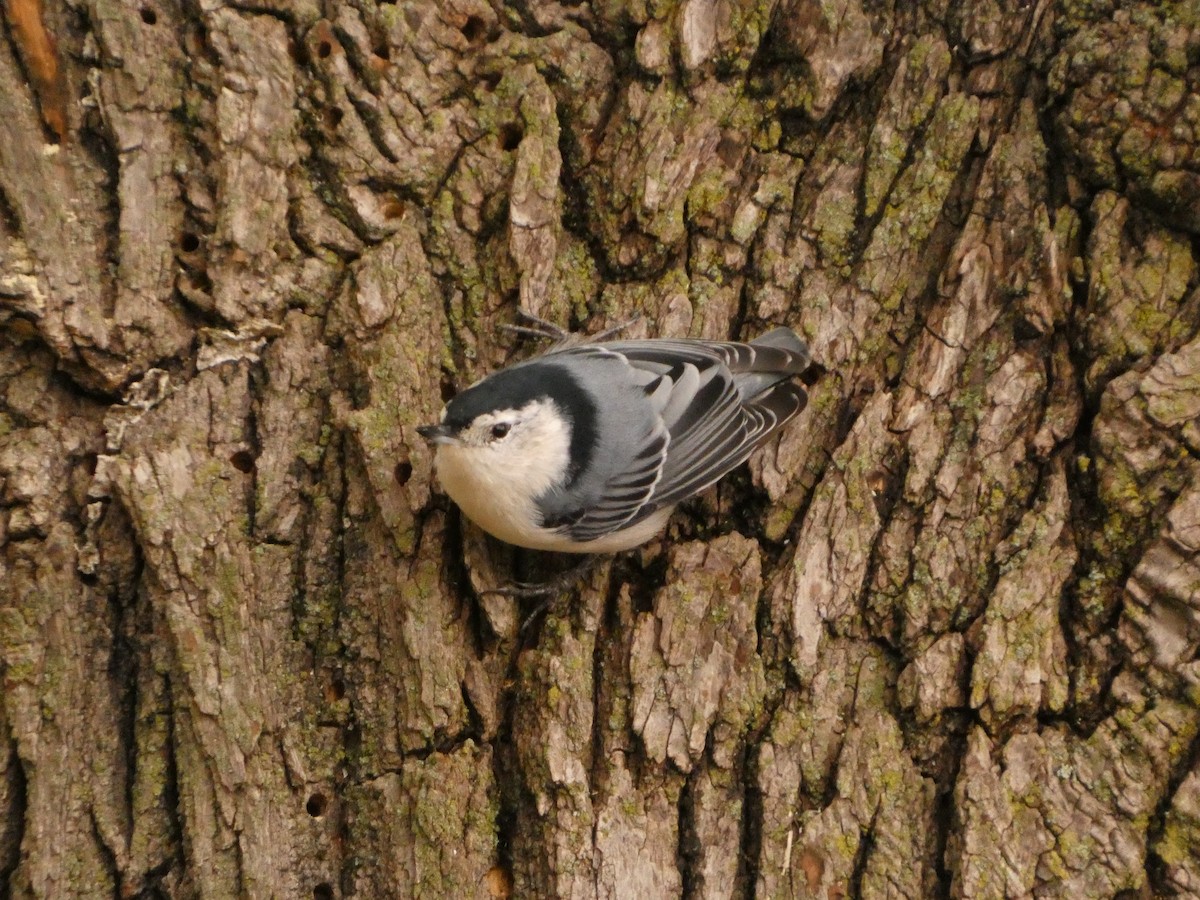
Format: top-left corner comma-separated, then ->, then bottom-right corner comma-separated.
490,422 -> 511,440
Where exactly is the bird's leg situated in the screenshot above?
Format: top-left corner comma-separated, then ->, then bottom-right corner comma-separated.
503,309 -> 571,340
478,555 -> 602,635
587,312 -> 642,342
500,310 -> 643,345
480,554 -> 601,600
498,323 -> 562,341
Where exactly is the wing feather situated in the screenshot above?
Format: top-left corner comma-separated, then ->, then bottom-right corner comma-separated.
564,422 -> 669,541
651,382 -> 806,509
545,334 -> 808,543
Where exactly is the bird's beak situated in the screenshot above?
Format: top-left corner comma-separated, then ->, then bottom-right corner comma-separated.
417,423 -> 457,445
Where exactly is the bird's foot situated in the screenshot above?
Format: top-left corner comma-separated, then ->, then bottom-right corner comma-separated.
500,309 -> 571,342
480,556 -> 599,599
480,557 -> 601,633
500,309 -> 642,345
588,312 -> 642,341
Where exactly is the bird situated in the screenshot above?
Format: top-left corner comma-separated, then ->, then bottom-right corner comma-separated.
416,326 -> 810,555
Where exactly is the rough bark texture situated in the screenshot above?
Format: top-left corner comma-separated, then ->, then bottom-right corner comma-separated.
1,0 -> 1199,897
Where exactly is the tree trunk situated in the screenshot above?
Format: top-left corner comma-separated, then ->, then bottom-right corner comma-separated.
2,0 -> 1199,896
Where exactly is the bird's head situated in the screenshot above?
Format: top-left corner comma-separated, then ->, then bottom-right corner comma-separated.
417,366 -> 589,496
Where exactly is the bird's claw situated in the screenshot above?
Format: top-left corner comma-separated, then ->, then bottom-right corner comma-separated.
499,309 -> 571,342
498,323 -> 564,341
480,579 -> 565,599
588,312 -> 642,341
501,309 -> 643,346
479,580 -> 568,636
478,556 -> 600,603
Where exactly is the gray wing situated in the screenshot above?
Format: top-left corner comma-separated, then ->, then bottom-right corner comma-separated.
621,339 -> 807,511
551,332 -> 808,542
545,347 -> 672,542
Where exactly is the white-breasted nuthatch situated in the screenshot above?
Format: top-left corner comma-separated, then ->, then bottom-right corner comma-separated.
417,327 -> 810,553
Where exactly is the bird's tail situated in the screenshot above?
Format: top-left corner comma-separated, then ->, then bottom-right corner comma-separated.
732,327 -> 810,398
749,327 -> 810,365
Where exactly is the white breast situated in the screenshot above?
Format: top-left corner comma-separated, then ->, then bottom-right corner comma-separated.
433,445 -> 675,554
435,443 -> 557,549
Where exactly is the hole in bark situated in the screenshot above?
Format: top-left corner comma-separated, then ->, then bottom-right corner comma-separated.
180,232 -> 200,252
394,461 -> 412,485
460,15 -> 486,43
140,7 -> 157,24
499,124 -> 522,151
229,450 -> 255,473
374,44 -> 390,61
1013,315 -> 1043,342
312,884 -> 334,899
316,40 -> 333,58
327,674 -> 346,701
306,793 -> 328,817
480,72 -> 501,92
381,200 -> 406,220
440,381 -> 456,403
323,107 -> 344,129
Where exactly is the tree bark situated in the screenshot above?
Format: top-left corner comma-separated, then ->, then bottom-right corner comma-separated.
1,0 -> 1199,897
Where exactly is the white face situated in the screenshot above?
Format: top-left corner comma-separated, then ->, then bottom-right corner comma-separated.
450,400 -> 555,448
435,399 -> 573,502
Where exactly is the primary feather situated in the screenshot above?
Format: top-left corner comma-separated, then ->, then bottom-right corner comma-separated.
422,327 -> 810,553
